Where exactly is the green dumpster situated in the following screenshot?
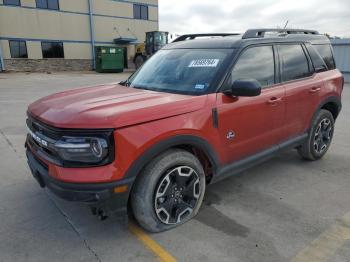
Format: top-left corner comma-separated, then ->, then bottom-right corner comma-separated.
95,46 -> 124,73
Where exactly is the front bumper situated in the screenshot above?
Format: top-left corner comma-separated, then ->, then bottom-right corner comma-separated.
26,149 -> 134,213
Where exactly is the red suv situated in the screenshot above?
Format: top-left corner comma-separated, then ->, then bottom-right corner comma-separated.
26,29 -> 343,232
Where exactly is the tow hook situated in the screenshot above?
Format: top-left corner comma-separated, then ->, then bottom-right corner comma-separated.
90,207 -> 109,221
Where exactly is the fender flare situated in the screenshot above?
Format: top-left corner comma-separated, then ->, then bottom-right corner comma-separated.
308,96 -> 341,133
123,135 -> 220,180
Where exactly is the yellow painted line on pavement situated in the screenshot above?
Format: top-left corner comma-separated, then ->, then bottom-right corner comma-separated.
128,221 -> 178,262
291,211 -> 350,262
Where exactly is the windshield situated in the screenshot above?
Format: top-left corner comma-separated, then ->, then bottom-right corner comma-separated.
129,49 -> 232,95
154,32 -> 167,45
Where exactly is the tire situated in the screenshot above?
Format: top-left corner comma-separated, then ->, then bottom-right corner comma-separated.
131,149 -> 206,232
298,109 -> 335,161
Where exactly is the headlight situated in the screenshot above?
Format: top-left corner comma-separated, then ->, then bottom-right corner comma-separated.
54,136 -> 109,164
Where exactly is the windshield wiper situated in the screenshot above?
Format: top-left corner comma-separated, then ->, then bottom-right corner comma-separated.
119,79 -> 130,87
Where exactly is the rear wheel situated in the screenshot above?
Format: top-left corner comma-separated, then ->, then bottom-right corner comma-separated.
298,109 -> 334,160
131,149 -> 206,232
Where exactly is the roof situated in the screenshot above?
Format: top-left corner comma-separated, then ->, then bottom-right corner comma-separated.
165,29 -> 331,50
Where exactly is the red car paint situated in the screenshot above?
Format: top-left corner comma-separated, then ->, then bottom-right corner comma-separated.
27,70 -> 343,184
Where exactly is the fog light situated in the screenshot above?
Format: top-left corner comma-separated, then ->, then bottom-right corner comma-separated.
114,185 -> 128,193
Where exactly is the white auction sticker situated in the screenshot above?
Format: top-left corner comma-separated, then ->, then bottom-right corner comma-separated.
188,59 -> 220,68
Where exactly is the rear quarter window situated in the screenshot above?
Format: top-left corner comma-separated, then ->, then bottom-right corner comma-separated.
313,44 -> 336,70
305,43 -> 327,72
278,44 -> 313,82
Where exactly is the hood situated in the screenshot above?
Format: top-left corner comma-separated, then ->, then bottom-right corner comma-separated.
28,84 -> 208,129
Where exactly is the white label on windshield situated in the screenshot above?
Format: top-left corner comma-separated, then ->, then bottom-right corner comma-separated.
188,59 -> 219,68
195,84 -> 205,89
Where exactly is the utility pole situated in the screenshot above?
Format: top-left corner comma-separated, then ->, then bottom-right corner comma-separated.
88,0 -> 96,70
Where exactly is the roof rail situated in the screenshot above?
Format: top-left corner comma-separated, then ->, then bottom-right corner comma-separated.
172,33 -> 240,42
242,28 -> 319,39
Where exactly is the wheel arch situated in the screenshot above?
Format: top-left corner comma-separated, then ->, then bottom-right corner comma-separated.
124,135 -> 220,182
311,96 -> 342,128
320,100 -> 341,120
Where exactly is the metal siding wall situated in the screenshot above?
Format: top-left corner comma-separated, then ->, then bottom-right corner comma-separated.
27,41 -> 43,59
0,40 -> 10,58
0,1 -> 159,61
0,7 -> 91,42
331,39 -> 350,82
59,0 -> 89,13
93,0 -> 133,17
64,43 -> 91,59
24,0 -> 36,8
148,6 -> 158,21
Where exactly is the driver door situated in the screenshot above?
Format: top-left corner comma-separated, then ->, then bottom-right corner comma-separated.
216,45 -> 285,164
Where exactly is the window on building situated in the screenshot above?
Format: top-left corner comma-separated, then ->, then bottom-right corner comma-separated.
231,45 -> 275,87
9,40 -> 28,58
36,0 -> 59,10
41,42 -> 64,58
313,44 -> 336,70
133,4 -> 148,20
3,0 -> 21,6
278,44 -> 313,82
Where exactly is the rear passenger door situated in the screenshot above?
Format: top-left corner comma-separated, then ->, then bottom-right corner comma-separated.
277,44 -> 322,140
216,45 -> 286,163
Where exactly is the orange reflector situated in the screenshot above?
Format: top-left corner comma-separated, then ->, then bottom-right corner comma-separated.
114,185 -> 128,193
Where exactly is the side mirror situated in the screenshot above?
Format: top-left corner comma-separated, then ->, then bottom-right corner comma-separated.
224,79 -> 262,97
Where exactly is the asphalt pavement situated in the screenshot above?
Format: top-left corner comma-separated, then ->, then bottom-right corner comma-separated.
0,72 -> 349,262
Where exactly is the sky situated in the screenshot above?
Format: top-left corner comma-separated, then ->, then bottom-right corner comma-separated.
159,0 -> 350,38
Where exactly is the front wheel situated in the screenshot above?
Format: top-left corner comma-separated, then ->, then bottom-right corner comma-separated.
298,109 -> 335,160
131,149 -> 206,232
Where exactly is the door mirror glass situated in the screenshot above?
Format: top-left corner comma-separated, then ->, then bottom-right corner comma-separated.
225,79 -> 262,97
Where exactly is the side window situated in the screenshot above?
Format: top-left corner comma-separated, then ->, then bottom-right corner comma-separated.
141,5 -> 148,20
231,45 -> 275,87
133,4 -> 148,20
278,44 -> 312,82
36,0 -> 59,10
9,40 -> 28,58
305,43 -> 327,72
313,44 -> 336,70
133,4 -> 141,19
41,42 -> 64,58
3,0 -> 20,6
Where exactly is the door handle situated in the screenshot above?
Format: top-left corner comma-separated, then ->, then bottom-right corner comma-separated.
309,87 -> 321,93
267,97 -> 282,105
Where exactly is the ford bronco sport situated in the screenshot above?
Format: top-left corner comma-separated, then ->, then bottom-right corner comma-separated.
26,29 -> 343,232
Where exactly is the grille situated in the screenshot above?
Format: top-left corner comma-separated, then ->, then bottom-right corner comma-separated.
26,115 -> 62,165
25,114 -> 115,168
